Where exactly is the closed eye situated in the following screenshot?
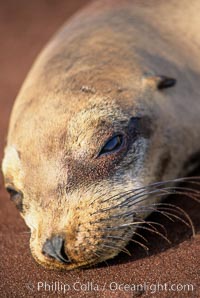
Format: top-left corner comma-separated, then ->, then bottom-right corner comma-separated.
98,134 -> 124,157
6,186 -> 23,212
6,187 -> 19,198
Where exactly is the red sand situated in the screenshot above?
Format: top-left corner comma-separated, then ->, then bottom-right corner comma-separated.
0,1 -> 199,297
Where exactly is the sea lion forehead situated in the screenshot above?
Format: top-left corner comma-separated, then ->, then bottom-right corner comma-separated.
70,95 -> 134,127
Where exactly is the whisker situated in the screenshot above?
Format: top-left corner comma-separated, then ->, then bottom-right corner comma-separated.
133,218 -> 169,238
92,251 -> 102,259
155,203 -> 195,235
106,235 -> 129,241
159,210 -> 191,228
100,176 -> 200,205
140,220 -> 168,236
95,177 -> 200,214
104,222 -> 147,230
139,207 -> 177,222
104,204 -> 179,225
106,223 -> 171,244
133,225 -> 171,244
125,187 -> 199,208
117,187 -> 199,212
93,188 -> 169,214
102,244 -> 131,256
126,216 -> 169,237
74,177 -> 200,264
132,231 -> 149,243
129,238 -> 149,253
105,234 -> 149,252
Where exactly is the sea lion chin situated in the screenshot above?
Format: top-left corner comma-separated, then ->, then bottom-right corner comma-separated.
2,0 -> 200,270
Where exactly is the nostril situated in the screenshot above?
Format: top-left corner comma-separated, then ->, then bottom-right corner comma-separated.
52,235 -> 71,263
42,235 -> 71,263
42,239 -> 57,259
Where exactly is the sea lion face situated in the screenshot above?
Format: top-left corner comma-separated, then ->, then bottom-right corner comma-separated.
2,72 -> 176,270
2,9 -> 179,268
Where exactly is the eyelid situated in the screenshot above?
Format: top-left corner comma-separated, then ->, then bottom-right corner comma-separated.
104,135 -> 122,150
6,186 -> 18,193
5,185 -> 22,196
5,183 -> 18,191
6,187 -> 24,212
97,133 -> 125,157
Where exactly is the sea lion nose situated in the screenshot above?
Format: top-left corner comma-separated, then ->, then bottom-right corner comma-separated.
42,235 -> 71,263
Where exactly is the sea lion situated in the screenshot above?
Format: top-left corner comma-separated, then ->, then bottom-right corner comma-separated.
2,0 -> 200,270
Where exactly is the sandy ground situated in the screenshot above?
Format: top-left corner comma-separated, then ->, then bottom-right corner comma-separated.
0,1 -> 199,297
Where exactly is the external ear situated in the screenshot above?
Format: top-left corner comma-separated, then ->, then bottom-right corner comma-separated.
156,75 -> 177,90
143,74 -> 177,90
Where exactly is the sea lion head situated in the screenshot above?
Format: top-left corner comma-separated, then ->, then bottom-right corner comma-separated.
2,20 -> 178,270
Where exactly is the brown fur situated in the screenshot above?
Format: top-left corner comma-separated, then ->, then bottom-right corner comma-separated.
2,0 -> 200,270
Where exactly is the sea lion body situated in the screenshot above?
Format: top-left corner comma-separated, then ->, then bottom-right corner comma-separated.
2,0 -> 200,270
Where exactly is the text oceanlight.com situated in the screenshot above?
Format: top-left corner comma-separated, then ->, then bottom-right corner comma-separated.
26,281 -> 194,294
